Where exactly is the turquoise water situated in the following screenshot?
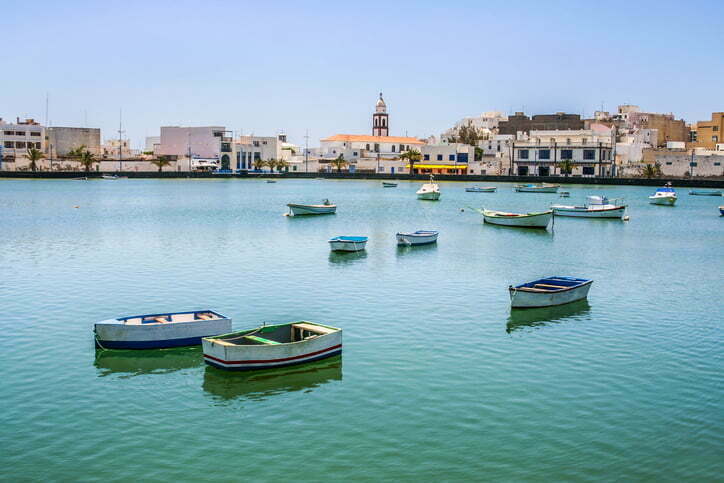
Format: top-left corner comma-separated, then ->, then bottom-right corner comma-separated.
1,178 -> 722,481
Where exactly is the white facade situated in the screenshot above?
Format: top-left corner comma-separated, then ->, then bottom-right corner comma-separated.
157,126 -> 232,170
145,136 -> 160,153
441,111 -> 508,142
0,118 -> 45,170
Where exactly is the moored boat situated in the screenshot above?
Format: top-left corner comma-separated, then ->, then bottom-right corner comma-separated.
202,321 -> 342,371
720,206 -> 724,216
689,189 -> 722,196
466,186 -> 496,193
551,196 -> 627,219
514,183 -> 560,193
649,184 -> 677,205
481,209 -> 553,228
266,180 -> 277,183
329,236 -> 368,252
101,174 -> 119,180
509,276 -> 593,308
559,191 -> 570,198
396,230 -> 439,246
94,310 -> 232,349
287,199 -> 337,216
416,175 -> 440,200
382,182 -> 398,187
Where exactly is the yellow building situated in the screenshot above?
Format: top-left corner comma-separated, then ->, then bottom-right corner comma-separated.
693,112 -> 724,149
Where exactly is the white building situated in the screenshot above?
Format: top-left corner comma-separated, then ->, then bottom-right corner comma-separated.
144,136 -> 160,153
0,118 -> 44,170
441,111 -> 508,142
156,126 -> 232,170
101,138 -> 136,159
233,134 -> 298,171
512,127 -> 615,177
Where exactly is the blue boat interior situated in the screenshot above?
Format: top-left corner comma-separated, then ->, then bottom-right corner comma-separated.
514,276 -> 590,292
330,236 -> 368,242
116,310 -> 223,324
656,187 -> 675,193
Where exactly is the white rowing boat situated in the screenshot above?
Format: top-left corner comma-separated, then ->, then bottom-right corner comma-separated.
287,199 -> 337,215
481,209 -> 553,228
509,276 -> 593,308
552,196 -> 627,219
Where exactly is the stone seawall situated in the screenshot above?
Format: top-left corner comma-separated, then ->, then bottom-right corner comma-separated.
2,171 -> 723,187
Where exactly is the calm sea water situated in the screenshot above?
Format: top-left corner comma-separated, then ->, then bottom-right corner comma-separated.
1,178 -> 722,481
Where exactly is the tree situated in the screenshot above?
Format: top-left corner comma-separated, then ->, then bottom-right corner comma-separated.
66,145 -> 87,159
253,158 -> 265,171
557,160 -> 573,176
151,155 -> 173,172
399,149 -> 421,176
447,121 -> 485,146
276,159 -> 289,172
640,163 -> 662,178
78,150 -> 98,172
474,147 -> 483,161
26,147 -> 45,172
330,154 -> 348,173
265,159 -> 278,173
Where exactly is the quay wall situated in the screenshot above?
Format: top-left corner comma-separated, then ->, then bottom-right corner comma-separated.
1,171 -> 723,188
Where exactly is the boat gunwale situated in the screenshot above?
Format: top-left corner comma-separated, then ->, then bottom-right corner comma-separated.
204,321 -> 341,347
510,278 -> 593,294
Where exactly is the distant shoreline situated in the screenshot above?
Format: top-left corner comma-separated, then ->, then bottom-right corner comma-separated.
1,171 -> 723,188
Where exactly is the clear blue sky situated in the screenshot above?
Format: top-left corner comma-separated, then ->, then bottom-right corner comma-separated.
2,0 -> 721,148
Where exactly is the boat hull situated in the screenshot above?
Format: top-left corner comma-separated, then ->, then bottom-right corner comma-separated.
94,316 -> 232,349
689,190 -> 722,196
287,204 -> 337,215
649,196 -> 677,205
483,211 -> 552,228
202,326 -> 343,371
466,187 -> 496,193
510,281 -> 592,308
382,182 -> 398,187
329,239 -> 367,252
417,191 -> 440,200
396,232 -> 438,246
515,186 -> 559,193
551,205 -> 626,219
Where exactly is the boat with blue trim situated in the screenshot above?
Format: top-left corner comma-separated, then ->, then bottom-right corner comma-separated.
287,199 -> 336,216
382,181 -> 398,187
202,321 -> 342,371
552,196 -> 627,219
94,310 -> 232,349
466,186 -> 496,193
396,230 -> 439,246
329,236 -> 368,252
649,184 -> 677,205
509,276 -> 593,308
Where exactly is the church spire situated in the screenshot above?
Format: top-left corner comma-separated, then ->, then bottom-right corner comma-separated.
373,92 -> 389,136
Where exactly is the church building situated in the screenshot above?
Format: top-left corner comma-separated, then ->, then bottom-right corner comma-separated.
319,93 -> 425,173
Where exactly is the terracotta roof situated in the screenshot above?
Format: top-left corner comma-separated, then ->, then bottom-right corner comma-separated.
321,134 -> 425,144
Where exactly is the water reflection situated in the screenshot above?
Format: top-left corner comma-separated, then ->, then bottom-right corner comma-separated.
202,356 -> 343,401
483,223 -> 554,237
506,300 -> 591,333
328,251 -> 367,265
94,346 -> 203,377
396,242 -> 438,257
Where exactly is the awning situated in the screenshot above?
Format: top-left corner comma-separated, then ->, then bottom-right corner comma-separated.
407,164 -> 468,169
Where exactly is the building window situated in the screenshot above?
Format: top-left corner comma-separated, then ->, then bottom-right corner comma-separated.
583,149 -> 595,160
437,154 -> 443,161
3,141 -> 13,148
392,145 -> 395,152
399,144 -> 404,152
582,166 -> 595,175
16,131 -> 26,136
379,166 -> 384,172
713,126 -> 719,131
353,151 -> 358,156
566,138 -> 571,145
519,149 -> 529,159
34,142 -> 41,149
666,162 -> 673,165
713,136 -> 719,143
714,162 -> 721,166
539,149 -> 550,160
15,141 -> 26,148
374,143 -> 379,152
497,144 -> 500,152
424,154 -> 430,161
3,131 -> 13,136
581,138 -> 587,144
253,140 -> 259,147
366,144 -> 370,150
449,154 -> 455,161
690,162 -> 698,167
30,132 -> 41,137
560,149 -> 573,160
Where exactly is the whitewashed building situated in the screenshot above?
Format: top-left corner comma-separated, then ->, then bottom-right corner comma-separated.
0,118 -> 44,170
156,126 -> 232,170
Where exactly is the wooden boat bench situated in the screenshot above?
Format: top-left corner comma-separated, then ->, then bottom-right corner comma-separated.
533,283 -> 567,290
293,323 -> 336,335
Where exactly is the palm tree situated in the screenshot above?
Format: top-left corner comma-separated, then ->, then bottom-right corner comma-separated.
66,144 -> 87,159
151,155 -> 173,172
265,159 -> 278,173
399,149 -> 421,176
26,147 -> 45,172
640,163 -> 661,178
78,150 -> 98,172
330,154 -> 348,173
557,159 -> 573,176
276,159 -> 289,173
253,158 -> 265,171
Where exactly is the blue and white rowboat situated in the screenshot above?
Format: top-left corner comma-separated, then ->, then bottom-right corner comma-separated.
203,321 -> 342,371
509,276 -> 593,308
94,310 -> 232,349
396,230 -> 439,246
329,236 -> 368,252
287,200 -> 336,216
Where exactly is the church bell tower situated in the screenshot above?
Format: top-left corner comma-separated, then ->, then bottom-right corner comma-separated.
372,92 -> 389,137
